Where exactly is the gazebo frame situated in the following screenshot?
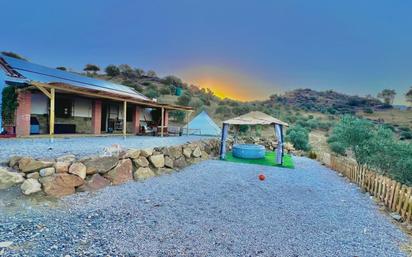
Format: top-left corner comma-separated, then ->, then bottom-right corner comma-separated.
219,111 -> 289,165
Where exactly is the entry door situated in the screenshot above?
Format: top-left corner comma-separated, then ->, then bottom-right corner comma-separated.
101,103 -> 108,132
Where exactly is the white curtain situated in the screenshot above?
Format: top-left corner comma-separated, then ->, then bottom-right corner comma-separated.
219,123 -> 229,159
274,124 -> 284,165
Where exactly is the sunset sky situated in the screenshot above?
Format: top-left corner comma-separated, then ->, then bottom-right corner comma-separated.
1,0 -> 412,104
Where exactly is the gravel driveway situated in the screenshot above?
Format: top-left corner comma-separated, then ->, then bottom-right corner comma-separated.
0,157 -> 408,256
0,135 -> 211,162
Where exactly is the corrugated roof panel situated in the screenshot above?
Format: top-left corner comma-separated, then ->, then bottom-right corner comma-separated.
0,54 -> 150,101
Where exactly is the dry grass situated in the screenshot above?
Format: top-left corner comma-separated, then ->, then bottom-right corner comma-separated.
359,109 -> 412,129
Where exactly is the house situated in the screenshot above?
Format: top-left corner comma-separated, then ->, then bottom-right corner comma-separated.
0,54 -> 192,137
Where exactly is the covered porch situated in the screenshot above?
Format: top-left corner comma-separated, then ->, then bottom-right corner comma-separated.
14,82 -> 192,137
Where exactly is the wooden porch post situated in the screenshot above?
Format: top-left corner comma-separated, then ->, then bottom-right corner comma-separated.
123,101 -> 127,136
161,107 -> 164,137
49,88 -> 55,136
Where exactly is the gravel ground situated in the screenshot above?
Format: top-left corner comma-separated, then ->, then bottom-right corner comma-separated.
0,157 -> 408,256
0,135 -> 211,162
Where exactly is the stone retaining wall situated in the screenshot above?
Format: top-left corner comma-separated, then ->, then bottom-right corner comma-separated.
0,139 -> 220,197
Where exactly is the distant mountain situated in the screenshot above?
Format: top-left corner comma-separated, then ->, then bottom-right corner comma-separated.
265,88 -> 385,114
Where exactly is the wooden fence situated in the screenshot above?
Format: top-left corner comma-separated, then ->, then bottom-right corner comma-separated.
317,152 -> 412,223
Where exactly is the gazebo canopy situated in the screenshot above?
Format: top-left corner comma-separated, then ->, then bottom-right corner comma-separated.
223,111 -> 288,126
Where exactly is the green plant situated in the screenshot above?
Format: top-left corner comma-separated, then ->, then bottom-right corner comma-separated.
1,86 -> 19,125
363,107 -> 374,114
169,110 -> 186,122
400,131 -> 412,140
145,89 -> 160,99
329,142 -> 346,155
308,151 -> 317,159
105,65 -> 120,77
177,92 -> 191,106
285,126 -> 311,151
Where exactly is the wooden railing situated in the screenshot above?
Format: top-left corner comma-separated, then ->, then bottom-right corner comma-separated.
317,152 -> 412,223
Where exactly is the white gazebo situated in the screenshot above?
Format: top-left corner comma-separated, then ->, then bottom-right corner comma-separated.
219,111 -> 289,165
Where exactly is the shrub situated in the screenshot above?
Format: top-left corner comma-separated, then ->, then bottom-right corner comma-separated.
169,110 -> 186,122
1,86 -> 19,125
308,151 -> 317,159
329,142 -> 346,155
177,92 -> 191,106
215,106 -> 232,118
105,65 -> 120,77
286,126 -> 311,151
145,89 -> 160,99
400,131 -> 412,140
363,107 -> 374,114
159,87 -> 171,95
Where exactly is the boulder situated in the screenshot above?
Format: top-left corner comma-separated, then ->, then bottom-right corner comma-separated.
163,146 -> 183,159
133,156 -> 149,167
173,157 -> 187,169
140,148 -> 153,157
55,162 -> 70,173
200,151 -> 209,161
192,146 -> 202,158
124,149 -> 140,159
39,174 -> 84,197
133,167 -> 155,181
20,178 -> 42,195
0,168 -> 25,189
9,156 -> 22,168
56,154 -> 76,163
39,167 -> 55,177
183,147 -> 192,158
26,172 -> 40,179
68,162 -> 87,179
154,167 -> 174,176
104,159 -> 133,185
77,174 -> 110,192
149,154 -> 165,168
164,156 -> 174,168
102,144 -> 123,157
82,156 -> 118,175
18,157 -> 54,173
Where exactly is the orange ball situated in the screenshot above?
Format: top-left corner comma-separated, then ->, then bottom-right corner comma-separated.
258,174 -> 266,181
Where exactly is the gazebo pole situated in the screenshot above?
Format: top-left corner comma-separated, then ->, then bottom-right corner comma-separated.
219,123 -> 229,159
274,124 -> 284,165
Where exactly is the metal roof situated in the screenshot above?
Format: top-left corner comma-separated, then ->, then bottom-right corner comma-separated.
0,54 -> 150,101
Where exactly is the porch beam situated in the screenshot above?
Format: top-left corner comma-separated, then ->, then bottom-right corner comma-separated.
161,107 -> 164,137
123,101 -> 127,136
49,88 -> 55,135
33,83 -> 52,99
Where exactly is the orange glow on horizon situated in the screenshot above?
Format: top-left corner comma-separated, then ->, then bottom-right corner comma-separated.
179,66 -> 280,102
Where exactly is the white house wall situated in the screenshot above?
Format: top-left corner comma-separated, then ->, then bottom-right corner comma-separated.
73,98 -> 92,118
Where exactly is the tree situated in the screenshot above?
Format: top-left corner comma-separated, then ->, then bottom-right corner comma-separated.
56,66 -> 67,71
146,70 -> 157,78
285,126 -> 311,151
135,68 -> 145,77
177,92 -> 191,106
105,65 -> 120,77
163,75 -> 182,86
118,64 -> 137,79
377,89 -> 396,105
83,64 -> 100,74
406,87 -> 412,105
1,86 -> 19,126
1,51 -> 27,60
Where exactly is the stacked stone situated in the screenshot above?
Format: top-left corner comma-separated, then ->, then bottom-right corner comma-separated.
0,139 -> 220,198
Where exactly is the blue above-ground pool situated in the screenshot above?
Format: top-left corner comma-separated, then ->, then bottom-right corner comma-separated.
232,144 -> 265,159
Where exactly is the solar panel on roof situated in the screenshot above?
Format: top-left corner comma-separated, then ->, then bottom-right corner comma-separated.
0,54 -> 150,101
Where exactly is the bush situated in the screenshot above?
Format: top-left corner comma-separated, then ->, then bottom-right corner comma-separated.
400,131 -> 412,140
169,110 -> 186,122
159,87 -> 171,95
286,126 -> 311,151
308,151 -> 317,159
363,107 -> 374,114
329,142 -> 346,155
105,65 -> 120,77
215,106 -> 232,118
1,86 -> 19,125
145,89 -> 160,99
177,92 -> 191,106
